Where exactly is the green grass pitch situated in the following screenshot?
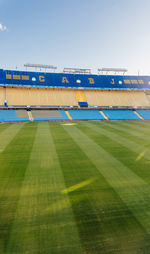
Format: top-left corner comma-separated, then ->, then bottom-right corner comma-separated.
0,120 -> 150,254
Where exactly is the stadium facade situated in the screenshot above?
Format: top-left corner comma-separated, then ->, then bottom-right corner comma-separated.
1,68 -> 150,89
0,68 -> 150,122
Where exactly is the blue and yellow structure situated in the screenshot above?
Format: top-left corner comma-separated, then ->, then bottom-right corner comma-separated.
1,68 -> 150,90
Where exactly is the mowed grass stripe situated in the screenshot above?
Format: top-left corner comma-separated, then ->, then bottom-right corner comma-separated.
94,121 -> 149,146
121,120 -> 150,128
0,123 -> 24,154
95,121 -> 150,151
51,123 -> 150,254
6,122 -> 82,254
0,123 -> 11,135
77,121 -> 150,191
117,121 -> 150,135
51,123 -> 109,254
105,120 -> 150,129
98,121 -> 149,143
64,124 -> 150,235
86,121 -> 150,161
97,121 -> 150,150
0,123 -> 37,254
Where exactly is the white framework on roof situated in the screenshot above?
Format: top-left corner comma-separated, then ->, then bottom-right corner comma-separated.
24,64 -> 57,72
98,68 -> 128,75
63,68 -> 91,74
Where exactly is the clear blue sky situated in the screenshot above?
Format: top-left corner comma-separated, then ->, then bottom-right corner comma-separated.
0,0 -> 150,74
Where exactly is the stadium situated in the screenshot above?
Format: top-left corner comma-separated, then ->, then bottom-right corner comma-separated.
1,0 -> 150,253
1,64 -> 150,253
0,66 -> 150,122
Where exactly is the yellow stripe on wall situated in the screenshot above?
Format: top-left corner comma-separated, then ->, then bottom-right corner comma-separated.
65,111 -> 72,120
100,111 -> 109,120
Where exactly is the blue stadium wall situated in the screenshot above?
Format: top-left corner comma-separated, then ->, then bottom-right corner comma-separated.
1,69 -> 150,90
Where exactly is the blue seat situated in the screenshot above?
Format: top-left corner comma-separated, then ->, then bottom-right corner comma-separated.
0,110 -> 29,122
69,110 -> 105,120
33,110 -> 69,121
137,110 -> 150,120
103,110 -> 140,120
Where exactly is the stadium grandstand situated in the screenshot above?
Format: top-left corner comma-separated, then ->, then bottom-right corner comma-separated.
0,66 -> 150,122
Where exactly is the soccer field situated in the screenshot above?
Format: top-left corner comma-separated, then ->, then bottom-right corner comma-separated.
1,121 -> 150,254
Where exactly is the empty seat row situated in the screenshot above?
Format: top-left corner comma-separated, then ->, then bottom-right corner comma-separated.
103,110 -> 140,120
69,110 -> 105,120
0,87 -> 149,107
136,110 -> 150,120
0,109 -> 150,122
0,110 -> 29,122
32,110 -> 69,121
